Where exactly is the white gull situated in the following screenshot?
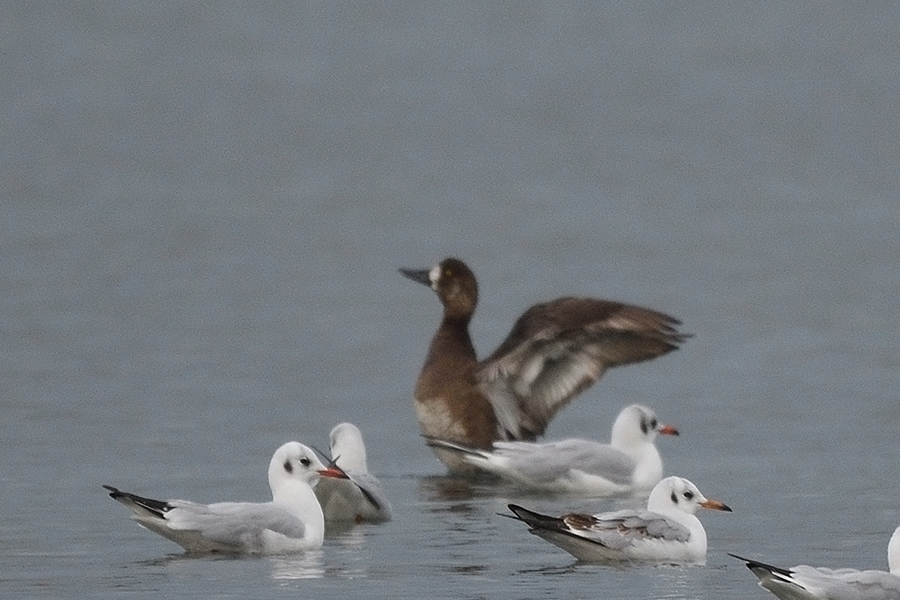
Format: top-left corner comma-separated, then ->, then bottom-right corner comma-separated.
104,441 -> 347,554
425,404 -> 678,495
506,476 -> 731,563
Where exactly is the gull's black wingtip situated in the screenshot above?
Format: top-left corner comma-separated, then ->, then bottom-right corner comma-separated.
727,552 -> 793,576
102,484 -> 121,497
727,552 -> 752,563
506,503 -> 550,525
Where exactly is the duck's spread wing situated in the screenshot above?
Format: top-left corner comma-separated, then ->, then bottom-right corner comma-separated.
477,298 -> 689,440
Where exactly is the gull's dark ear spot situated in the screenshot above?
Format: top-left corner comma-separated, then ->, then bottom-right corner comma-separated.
670,491 -> 678,504
283,460 -> 293,474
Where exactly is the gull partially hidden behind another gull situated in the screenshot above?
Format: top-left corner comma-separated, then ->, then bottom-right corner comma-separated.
730,526 -> 900,600
400,257 -> 690,474
425,404 -> 678,495
506,476 -> 731,563
103,441 -> 348,554
314,422 -> 392,525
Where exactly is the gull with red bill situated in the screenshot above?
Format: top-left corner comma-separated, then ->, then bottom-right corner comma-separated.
425,404 -> 678,496
506,476 -> 732,563
103,441 -> 348,554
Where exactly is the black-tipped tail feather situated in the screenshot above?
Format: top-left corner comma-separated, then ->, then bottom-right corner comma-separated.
103,485 -> 172,519
727,552 -> 795,577
506,504 -> 611,553
507,504 -> 565,529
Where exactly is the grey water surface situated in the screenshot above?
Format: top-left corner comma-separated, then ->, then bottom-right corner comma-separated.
2,3 -> 899,599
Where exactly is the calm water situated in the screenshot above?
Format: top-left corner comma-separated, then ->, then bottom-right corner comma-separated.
2,3 -> 899,599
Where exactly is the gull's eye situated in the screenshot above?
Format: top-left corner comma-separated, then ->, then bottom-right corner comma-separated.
650,418 -> 658,429
300,457 -> 311,467
684,490 -> 694,500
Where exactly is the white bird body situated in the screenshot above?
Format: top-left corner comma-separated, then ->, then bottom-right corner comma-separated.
104,441 -> 346,554
426,404 -> 677,495
314,423 -> 392,524
731,526 -> 900,600
507,476 -> 731,563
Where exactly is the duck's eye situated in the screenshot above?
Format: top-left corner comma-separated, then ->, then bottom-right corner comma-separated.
444,268 -> 452,278
684,490 -> 694,500
283,460 -> 293,473
300,457 -> 311,467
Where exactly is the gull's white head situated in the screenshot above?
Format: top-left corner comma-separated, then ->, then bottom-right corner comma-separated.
329,423 -> 368,474
889,525 -> 900,574
648,476 -> 732,516
267,441 -> 345,499
611,404 -> 679,449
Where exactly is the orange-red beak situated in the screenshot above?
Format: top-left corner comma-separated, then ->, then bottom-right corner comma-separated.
318,466 -> 350,479
658,423 -> 679,436
699,498 -> 732,512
